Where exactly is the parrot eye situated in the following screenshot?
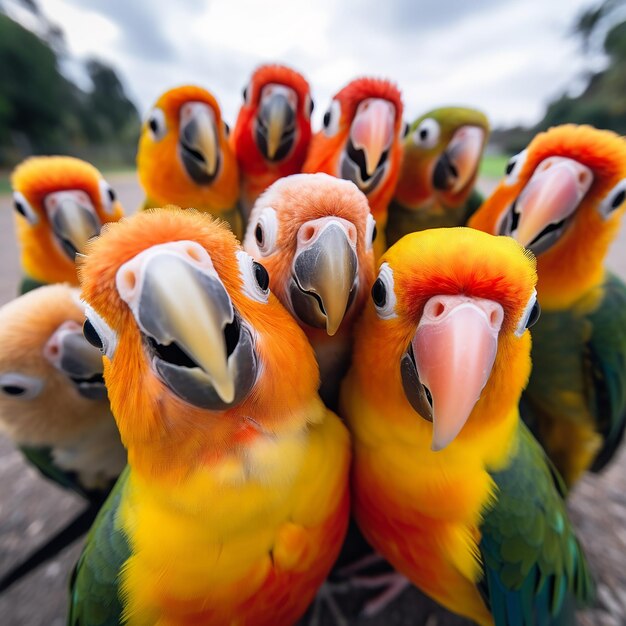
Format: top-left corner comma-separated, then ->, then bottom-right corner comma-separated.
83,305 -> 118,359
503,149 -> 528,186
307,95 -> 314,119
250,207 -> 278,256
147,107 -> 167,141
598,178 -> 626,219
322,100 -> 341,137
243,84 -> 250,104
412,118 -> 440,149
12,191 -> 39,225
515,290 -> 540,337
99,179 -> 118,215
401,121 -> 409,139
223,121 -> 230,137
365,214 -> 377,251
0,373 -> 43,400
237,251 -> 270,303
372,262 -> 397,319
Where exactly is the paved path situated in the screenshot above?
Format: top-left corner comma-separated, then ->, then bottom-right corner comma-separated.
0,173 -> 624,625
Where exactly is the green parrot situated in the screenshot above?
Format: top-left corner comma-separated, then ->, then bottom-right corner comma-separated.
386,106 -> 489,246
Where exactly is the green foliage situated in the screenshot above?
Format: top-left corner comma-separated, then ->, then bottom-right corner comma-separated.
0,12 -> 140,167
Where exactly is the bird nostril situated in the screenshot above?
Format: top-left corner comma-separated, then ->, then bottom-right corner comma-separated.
186,246 -> 202,262
432,301 -> 445,317
490,310 -> 499,325
578,172 -> 588,185
122,270 -> 136,292
49,345 -> 59,356
301,225 -> 316,242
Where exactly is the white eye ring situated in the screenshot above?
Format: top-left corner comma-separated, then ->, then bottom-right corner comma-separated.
12,191 -> 39,225
503,149 -> 528,186
83,304 -> 118,359
250,207 -> 278,256
372,262 -> 397,320
322,100 -> 341,137
146,107 -> 167,141
365,214 -> 377,251
515,289 -> 540,337
598,178 -> 626,219
412,118 -> 440,150
236,251 -> 270,303
0,373 -> 44,400
98,179 -> 117,215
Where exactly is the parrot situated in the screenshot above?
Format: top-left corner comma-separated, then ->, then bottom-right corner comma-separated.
243,173 -> 376,407
69,208 -> 350,626
469,124 -> 626,487
0,284 -> 125,591
230,63 -> 313,219
10,156 -> 125,293
340,227 -> 593,626
302,77 -> 404,257
386,106 -> 489,246
136,85 -> 243,237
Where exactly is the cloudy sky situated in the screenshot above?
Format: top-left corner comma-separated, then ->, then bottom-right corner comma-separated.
33,0 -> 599,129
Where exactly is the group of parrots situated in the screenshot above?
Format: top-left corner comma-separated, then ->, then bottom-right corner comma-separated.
1,62 -> 625,626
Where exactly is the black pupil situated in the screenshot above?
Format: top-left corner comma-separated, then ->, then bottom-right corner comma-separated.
149,118 -> 158,133
83,319 -> 103,350
2,385 -> 25,396
611,189 -> 625,209
107,187 -> 116,202
371,278 -> 386,308
506,160 -> 515,175
526,301 -> 541,329
323,111 -> 331,127
372,224 -> 378,243
14,200 -> 26,217
224,122 -> 230,135
253,262 -> 269,291
255,224 -> 264,245
243,86 -> 248,102
402,123 -> 409,138
419,128 -> 428,140
309,99 -> 314,115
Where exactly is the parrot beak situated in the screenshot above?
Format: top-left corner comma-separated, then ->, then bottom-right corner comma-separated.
405,294 -> 504,451
116,242 -> 257,409
500,157 -> 593,255
433,126 -> 485,193
343,98 -> 395,190
44,190 -> 102,261
256,84 -> 297,161
178,102 -> 221,185
44,320 -> 106,400
290,217 -> 358,336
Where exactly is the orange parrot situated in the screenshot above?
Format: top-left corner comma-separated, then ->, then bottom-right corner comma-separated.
469,124 -> 626,486
70,208 -> 350,626
243,173 -> 376,407
10,156 -> 124,293
341,228 -> 592,626
230,64 -> 313,218
137,86 -> 242,237
303,77 -> 404,257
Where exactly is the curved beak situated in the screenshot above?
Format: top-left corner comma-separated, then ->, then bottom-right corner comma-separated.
44,191 -> 101,260
44,320 -> 106,400
350,98 -> 396,177
433,126 -> 485,193
511,157 -> 593,248
410,294 -> 503,451
179,102 -> 220,184
256,84 -> 297,161
291,217 -> 358,336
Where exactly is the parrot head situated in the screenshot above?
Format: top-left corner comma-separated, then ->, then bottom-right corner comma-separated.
243,173 -> 376,340
469,125 -> 626,308
354,228 -> 538,451
394,107 -> 489,211
231,64 -> 313,174
11,156 -> 124,285
137,86 -> 239,212
303,77 -> 404,220
79,208 -> 322,473
0,284 -> 108,446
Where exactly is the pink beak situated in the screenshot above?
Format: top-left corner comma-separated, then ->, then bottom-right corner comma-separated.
350,98 -> 396,177
513,157 -> 593,247
411,294 -> 504,451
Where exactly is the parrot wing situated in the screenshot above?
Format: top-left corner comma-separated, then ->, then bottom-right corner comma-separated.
478,423 -> 593,626
68,467 -> 131,626
587,272 -> 626,472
